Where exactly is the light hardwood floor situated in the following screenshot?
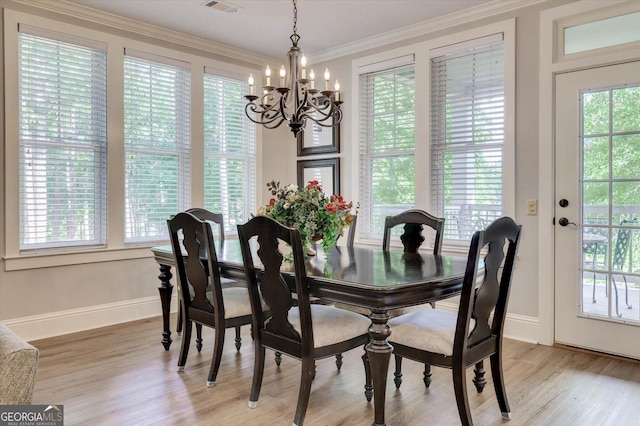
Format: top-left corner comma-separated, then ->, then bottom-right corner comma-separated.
31,315 -> 640,426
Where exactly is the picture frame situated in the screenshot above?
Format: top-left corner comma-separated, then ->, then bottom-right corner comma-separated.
296,115 -> 340,156
297,158 -> 340,196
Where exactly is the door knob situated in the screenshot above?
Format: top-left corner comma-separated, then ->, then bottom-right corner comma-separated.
558,217 -> 577,227
559,199 -> 569,207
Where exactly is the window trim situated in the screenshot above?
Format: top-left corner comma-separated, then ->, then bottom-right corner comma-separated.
351,19 -> 515,251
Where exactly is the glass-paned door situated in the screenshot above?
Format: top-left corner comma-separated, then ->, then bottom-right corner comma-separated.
555,62 -> 640,360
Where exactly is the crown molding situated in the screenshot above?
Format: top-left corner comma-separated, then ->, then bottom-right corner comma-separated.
310,0 -> 547,63
6,0 -> 278,67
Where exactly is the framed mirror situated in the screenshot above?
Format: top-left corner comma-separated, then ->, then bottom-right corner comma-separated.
296,115 -> 340,156
297,158 -> 340,196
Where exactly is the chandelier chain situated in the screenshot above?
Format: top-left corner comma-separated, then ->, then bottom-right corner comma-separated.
293,0 -> 297,36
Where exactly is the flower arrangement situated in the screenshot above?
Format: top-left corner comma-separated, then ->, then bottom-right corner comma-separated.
258,180 -> 356,254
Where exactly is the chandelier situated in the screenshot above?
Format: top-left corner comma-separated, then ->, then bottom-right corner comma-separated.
244,0 -> 342,137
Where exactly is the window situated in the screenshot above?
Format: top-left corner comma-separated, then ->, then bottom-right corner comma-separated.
203,71 -> 256,235
124,51 -> 191,243
18,29 -> 107,251
358,60 -> 415,240
564,11 -> 640,55
430,35 -> 505,243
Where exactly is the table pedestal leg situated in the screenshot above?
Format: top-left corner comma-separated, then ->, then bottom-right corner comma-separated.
367,309 -> 392,426
157,263 -> 173,350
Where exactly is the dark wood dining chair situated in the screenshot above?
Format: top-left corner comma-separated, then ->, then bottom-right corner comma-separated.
168,211 -> 254,387
237,216 -> 372,426
175,208 -> 246,352
388,216 -> 522,426
383,208 -> 444,254
383,209 -> 445,380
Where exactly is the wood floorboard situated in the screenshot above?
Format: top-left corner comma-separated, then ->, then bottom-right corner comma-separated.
30,315 -> 640,425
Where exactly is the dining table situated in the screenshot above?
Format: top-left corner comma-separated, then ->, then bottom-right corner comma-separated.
150,241 -> 471,426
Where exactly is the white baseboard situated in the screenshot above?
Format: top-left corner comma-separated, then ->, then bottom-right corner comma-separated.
436,301 -> 540,344
2,295 -> 179,343
4,296 -> 539,346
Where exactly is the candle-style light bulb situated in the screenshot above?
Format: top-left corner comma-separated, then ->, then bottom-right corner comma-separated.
248,73 -> 255,95
309,69 -> 315,90
324,68 -> 330,90
300,55 -> 307,79
334,79 -> 340,102
265,65 -> 271,86
334,80 -> 340,91
280,65 -> 286,86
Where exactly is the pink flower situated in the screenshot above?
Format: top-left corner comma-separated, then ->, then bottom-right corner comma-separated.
326,202 -> 338,214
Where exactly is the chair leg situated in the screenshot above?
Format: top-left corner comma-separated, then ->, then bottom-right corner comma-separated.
335,354 -> 343,370
196,323 -> 203,352
452,365 -> 473,426
393,355 -> 403,389
176,304 -> 183,335
423,363 -> 432,388
472,361 -> 486,393
293,358 -> 314,426
206,326 -> 225,387
248,345 -> 266,409
177,320 -> 192,371
490,353 -> 511,419
274,351 -> 282,366
362,349 -> 373,402
235,326 -> 242,351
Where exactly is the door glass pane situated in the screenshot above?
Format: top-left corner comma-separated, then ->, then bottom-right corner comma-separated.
612,134 -> 640,178
612,86 -> 640,132
583,182 -> 608,224
612,182 -> 640,224
583,136 -> 609,179
582,90 -> 609,134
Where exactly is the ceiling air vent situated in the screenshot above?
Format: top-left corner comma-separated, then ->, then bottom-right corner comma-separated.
202,0 -> 241,14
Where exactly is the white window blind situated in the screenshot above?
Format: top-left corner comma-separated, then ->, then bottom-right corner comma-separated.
124,52 -> 191,243
18,31 -> 107,250
359,63 -> 415,240
203,72 -> 256,234
430,35 -> 504,243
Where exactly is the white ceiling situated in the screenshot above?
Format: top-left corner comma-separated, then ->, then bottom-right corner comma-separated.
67,0 -> 494,59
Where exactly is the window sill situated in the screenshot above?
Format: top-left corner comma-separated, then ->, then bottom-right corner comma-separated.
3,246 -> 158,271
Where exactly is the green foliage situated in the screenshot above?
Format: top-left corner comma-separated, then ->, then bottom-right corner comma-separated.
259,180 -> 356,252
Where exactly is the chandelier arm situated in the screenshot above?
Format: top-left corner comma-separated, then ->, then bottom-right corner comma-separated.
278,91 -> 292,122
301,108 -> 342,128
294,84 -> 309,120
245,102 -> 286,126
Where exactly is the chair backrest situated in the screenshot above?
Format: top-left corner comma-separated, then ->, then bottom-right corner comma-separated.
186,208 -> 225,245
613,219 -> 637,269
383,209 -> 444,254
168,212 -> 224,320
237,216 -> 313,353
454,216 -> 521,356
